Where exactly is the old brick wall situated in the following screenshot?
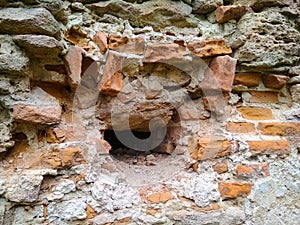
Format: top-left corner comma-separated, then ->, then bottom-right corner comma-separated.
0,0 -> 299,224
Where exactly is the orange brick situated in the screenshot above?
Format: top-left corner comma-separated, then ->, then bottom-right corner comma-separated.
234,72 -> 261,87
191,136 -> 232,160
249,91 -> 279,103
236,164 -> 269,179
247,140 -> 290,157
213,160 -> 228,174
219,182 -> 252,199
226,122 -> 255,133
238,107 -> 274,120
258,122 -> 300,136
147,191 -> 174,203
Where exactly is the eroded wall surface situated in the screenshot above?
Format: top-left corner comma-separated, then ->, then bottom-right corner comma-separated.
0,0 -> 299,224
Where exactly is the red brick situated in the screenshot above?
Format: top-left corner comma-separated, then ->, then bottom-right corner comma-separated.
216,5 -> 251,23
187,39 -> 232,57
233,72 -> 261,87
93,31 -> 108,54
258,122 -> 300,136
226,122 -> 256,133
200,55 -> 237,92
249,91 -> 279,103
238,107 -> 274,120
247,140 -> 290,157
236,164 -> 269,179
262,74 -> 290,89
219,182 -> 252,200
191,136 -> 232,160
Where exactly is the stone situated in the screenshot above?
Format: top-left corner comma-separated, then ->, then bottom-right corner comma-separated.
287,76 -> 300,85
60,148 -> 83,168
64,46 -> 83,88
200,55 -> 237,92
219,182 -> 252,200
248,91 -> 279,103
0,8 -> 60,38
143,43 -> 187,63
236,164 -> 270,179
232,10 -> 300,70
5,174 -> 43,203
262,74 -> 290,89
13,88 -> 62,125
290,84 -> 300,102
93,31 -> 108,54
88,138 -> 112,154
258,122 -> 300,136
238,107 -> 273,120
247,140 -> 290,157
192,0 -> 223,14
213,160 -> 228,174
226,122 -> 256,133
0,35 -> 29,75
47,199 -> 87,222
108,34 -> 145,55
88,0 -> 198,30
249,0 -> 292,12
187,39 -> 232,57
191,136 -> 232,160
233,72 -> 261,87
13,35 -> 64,63
52,179 -> 76,194
216,5 -> 251,23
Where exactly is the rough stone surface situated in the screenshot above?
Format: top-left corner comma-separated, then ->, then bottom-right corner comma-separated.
192,0 -> 223,14
232,10 -> 300,70
0,1 -> 299,225
4,174 -> 43,203
0,8 -> 60,38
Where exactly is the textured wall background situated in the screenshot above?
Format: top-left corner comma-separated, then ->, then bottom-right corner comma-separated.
0,0 -> 299,224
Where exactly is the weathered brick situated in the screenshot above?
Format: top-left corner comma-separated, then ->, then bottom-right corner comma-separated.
200,55 -> 237,92
233,72 -> 261,87
219,182 -> 252,200
258,122 -> 300,136
238,107 -> 274,120
226,122 -> 256,133
247,140 -> 290,157
213,160 -> 228,174
191,136 -> 232,160
236,164 -> 269,179
249,91 -> 279,103
262,74 -> 289,89
108,34 -> 145,55
143,43 -> 187,63
99,51 -> 125,95
216,5 -> 251,23
187,39 -> 232,57
93,31 -> 108,54
64,46 -> 82,88
147,191 -> 174,203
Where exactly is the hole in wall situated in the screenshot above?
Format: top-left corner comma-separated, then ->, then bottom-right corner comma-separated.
104,129 -> 174,166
